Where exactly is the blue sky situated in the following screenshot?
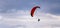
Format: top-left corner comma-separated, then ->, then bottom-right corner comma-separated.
0,0 -> 60,15
0,0 -> 60,28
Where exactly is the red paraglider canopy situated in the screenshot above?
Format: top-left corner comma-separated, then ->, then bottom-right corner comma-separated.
31,6 -> 40,17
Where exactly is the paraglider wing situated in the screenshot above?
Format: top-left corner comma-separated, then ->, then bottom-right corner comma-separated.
31,6 -> 40,17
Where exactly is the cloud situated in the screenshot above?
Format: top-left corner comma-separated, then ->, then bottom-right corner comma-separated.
0,10 -> 60,28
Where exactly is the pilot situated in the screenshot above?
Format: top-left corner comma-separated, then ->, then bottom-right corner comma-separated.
38,19 -> 40,22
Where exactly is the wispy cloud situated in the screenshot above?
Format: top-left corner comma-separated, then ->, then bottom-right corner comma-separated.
0,10 -> 60,28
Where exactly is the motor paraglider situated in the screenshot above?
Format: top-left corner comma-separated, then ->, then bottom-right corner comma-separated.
30,6 -> 40,22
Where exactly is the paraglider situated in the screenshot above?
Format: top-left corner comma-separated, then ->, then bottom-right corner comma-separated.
30,6 -> 40,22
